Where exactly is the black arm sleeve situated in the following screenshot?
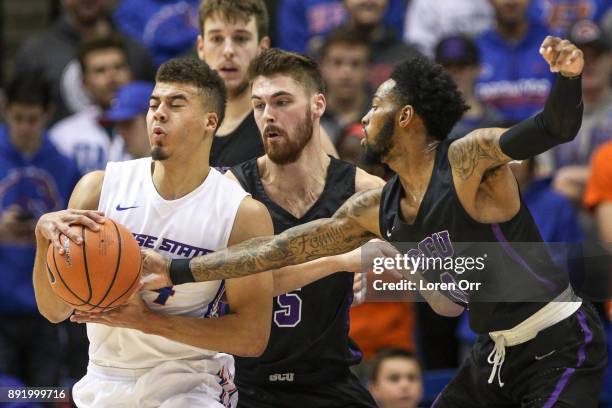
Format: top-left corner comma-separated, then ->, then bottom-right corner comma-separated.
499,74 -> 583,160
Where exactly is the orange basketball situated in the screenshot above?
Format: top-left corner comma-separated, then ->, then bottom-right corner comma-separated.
46,219 -> 142,312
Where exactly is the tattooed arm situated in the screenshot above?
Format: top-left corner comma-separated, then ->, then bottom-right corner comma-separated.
447,128 -> 520,224
187,188 -> 382,282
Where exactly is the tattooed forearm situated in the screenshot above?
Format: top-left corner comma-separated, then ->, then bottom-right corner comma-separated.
448,128 -> 510,180
189,189 -> 381,282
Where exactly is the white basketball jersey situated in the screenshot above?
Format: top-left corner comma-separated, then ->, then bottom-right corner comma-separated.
93,157 -> 248,370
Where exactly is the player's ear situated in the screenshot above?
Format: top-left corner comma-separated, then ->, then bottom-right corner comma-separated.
196,35 -> 205,61
311,93 -> 326,119
398,105 -> 414,128
205,112 -> 219,133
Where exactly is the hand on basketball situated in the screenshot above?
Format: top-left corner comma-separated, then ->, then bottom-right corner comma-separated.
70,284 -> 151,330
35,209 -> 106,254
539,36 -> 584,77
140,249 -> 172,290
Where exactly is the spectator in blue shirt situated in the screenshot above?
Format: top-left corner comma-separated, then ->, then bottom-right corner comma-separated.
512,159 -> 584,243
475,0 -> 554,123
113,0 -> 201,66
0,72 -> 81,387
277,0 -> 406,54
528,0 -> 611,37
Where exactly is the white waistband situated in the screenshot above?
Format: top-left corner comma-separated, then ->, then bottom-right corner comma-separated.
486,286 -> 582,387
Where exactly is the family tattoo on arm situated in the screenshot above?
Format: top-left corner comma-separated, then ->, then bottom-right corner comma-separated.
189,189 -> 382,281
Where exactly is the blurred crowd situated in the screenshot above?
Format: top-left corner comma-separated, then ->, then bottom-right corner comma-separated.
0,0 -> 611,407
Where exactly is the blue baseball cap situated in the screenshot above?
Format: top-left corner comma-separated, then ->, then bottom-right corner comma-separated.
103,81 -> 154,122
435,35 -> 480,66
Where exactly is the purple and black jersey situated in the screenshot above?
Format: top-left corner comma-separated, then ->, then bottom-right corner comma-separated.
231,157 -> 364,386
378,136 -> 569,333
210,113 -> 265,168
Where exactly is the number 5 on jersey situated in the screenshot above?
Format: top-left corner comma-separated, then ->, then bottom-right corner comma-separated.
274,289 -> 302,327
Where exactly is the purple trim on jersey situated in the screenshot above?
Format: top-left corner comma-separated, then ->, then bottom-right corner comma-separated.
204,281 -> 226,318
542,309 -> 592,408
431,391 -> 442,407
490,224 -> 556,291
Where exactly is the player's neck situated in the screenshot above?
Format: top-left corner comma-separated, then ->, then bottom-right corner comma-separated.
260,134 -> 330,197
217,88 -> 253,136
151,151 -> 211,200
389,133 -> 439,201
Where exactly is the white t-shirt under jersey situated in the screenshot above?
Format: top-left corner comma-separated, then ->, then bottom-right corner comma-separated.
93,157 -> 248,370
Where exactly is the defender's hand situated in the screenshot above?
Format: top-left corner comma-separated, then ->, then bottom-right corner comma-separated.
35,209 -> 105,253
539,36 -> 584,77
140,249 -> 172,290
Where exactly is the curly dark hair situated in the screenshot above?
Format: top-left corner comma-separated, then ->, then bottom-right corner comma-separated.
156,58 -> 227,126
389,55 -> 468,141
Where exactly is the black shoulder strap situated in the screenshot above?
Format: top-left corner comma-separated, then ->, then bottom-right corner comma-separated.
328,157 -> 357,197
229,158 -> 258,193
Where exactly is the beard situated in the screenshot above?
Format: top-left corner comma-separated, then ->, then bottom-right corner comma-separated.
363,112 -> 395,163
150,146 -> 169,161
265,108 -> 313,165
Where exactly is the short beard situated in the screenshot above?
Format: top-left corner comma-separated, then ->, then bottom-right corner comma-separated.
266,108 -> 313,165
151,146 -> 169,161
363,113 -> 395,163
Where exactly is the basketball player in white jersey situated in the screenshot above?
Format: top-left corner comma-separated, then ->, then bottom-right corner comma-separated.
32,58 -> 273,408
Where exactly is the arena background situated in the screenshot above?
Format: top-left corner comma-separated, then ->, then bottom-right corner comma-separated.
0,0 -> 610,407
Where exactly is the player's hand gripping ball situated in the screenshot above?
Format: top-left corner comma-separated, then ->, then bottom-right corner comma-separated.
46,219 -> 142,312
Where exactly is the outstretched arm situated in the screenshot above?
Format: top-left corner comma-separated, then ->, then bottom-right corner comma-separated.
188,188 -> 381,281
